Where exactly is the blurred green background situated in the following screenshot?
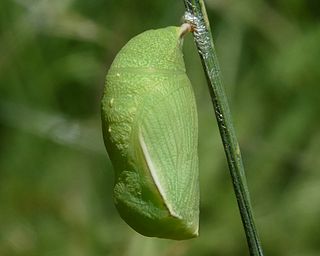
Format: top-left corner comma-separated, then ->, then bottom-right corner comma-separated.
1,0 -> 320,255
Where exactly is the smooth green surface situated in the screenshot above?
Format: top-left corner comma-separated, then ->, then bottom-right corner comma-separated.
101,27 -> 199,240
1,0 -> 320,255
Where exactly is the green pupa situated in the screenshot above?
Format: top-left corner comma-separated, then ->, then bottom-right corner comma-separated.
101,25 -> 199,240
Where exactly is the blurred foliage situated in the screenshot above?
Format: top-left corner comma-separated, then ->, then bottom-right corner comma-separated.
0,0 -> 320,255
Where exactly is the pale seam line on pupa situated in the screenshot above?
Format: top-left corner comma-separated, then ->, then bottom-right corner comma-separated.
138,130 -> 180,219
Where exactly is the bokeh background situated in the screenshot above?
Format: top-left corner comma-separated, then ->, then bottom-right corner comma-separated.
1,0 -> 320,255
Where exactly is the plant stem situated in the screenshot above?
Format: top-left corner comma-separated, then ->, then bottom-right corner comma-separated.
182,0 -> 264,255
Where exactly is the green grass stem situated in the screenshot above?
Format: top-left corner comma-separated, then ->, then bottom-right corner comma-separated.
183,0 -> 264,255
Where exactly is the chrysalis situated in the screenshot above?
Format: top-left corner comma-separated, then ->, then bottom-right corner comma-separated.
101,26 -> 199,240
